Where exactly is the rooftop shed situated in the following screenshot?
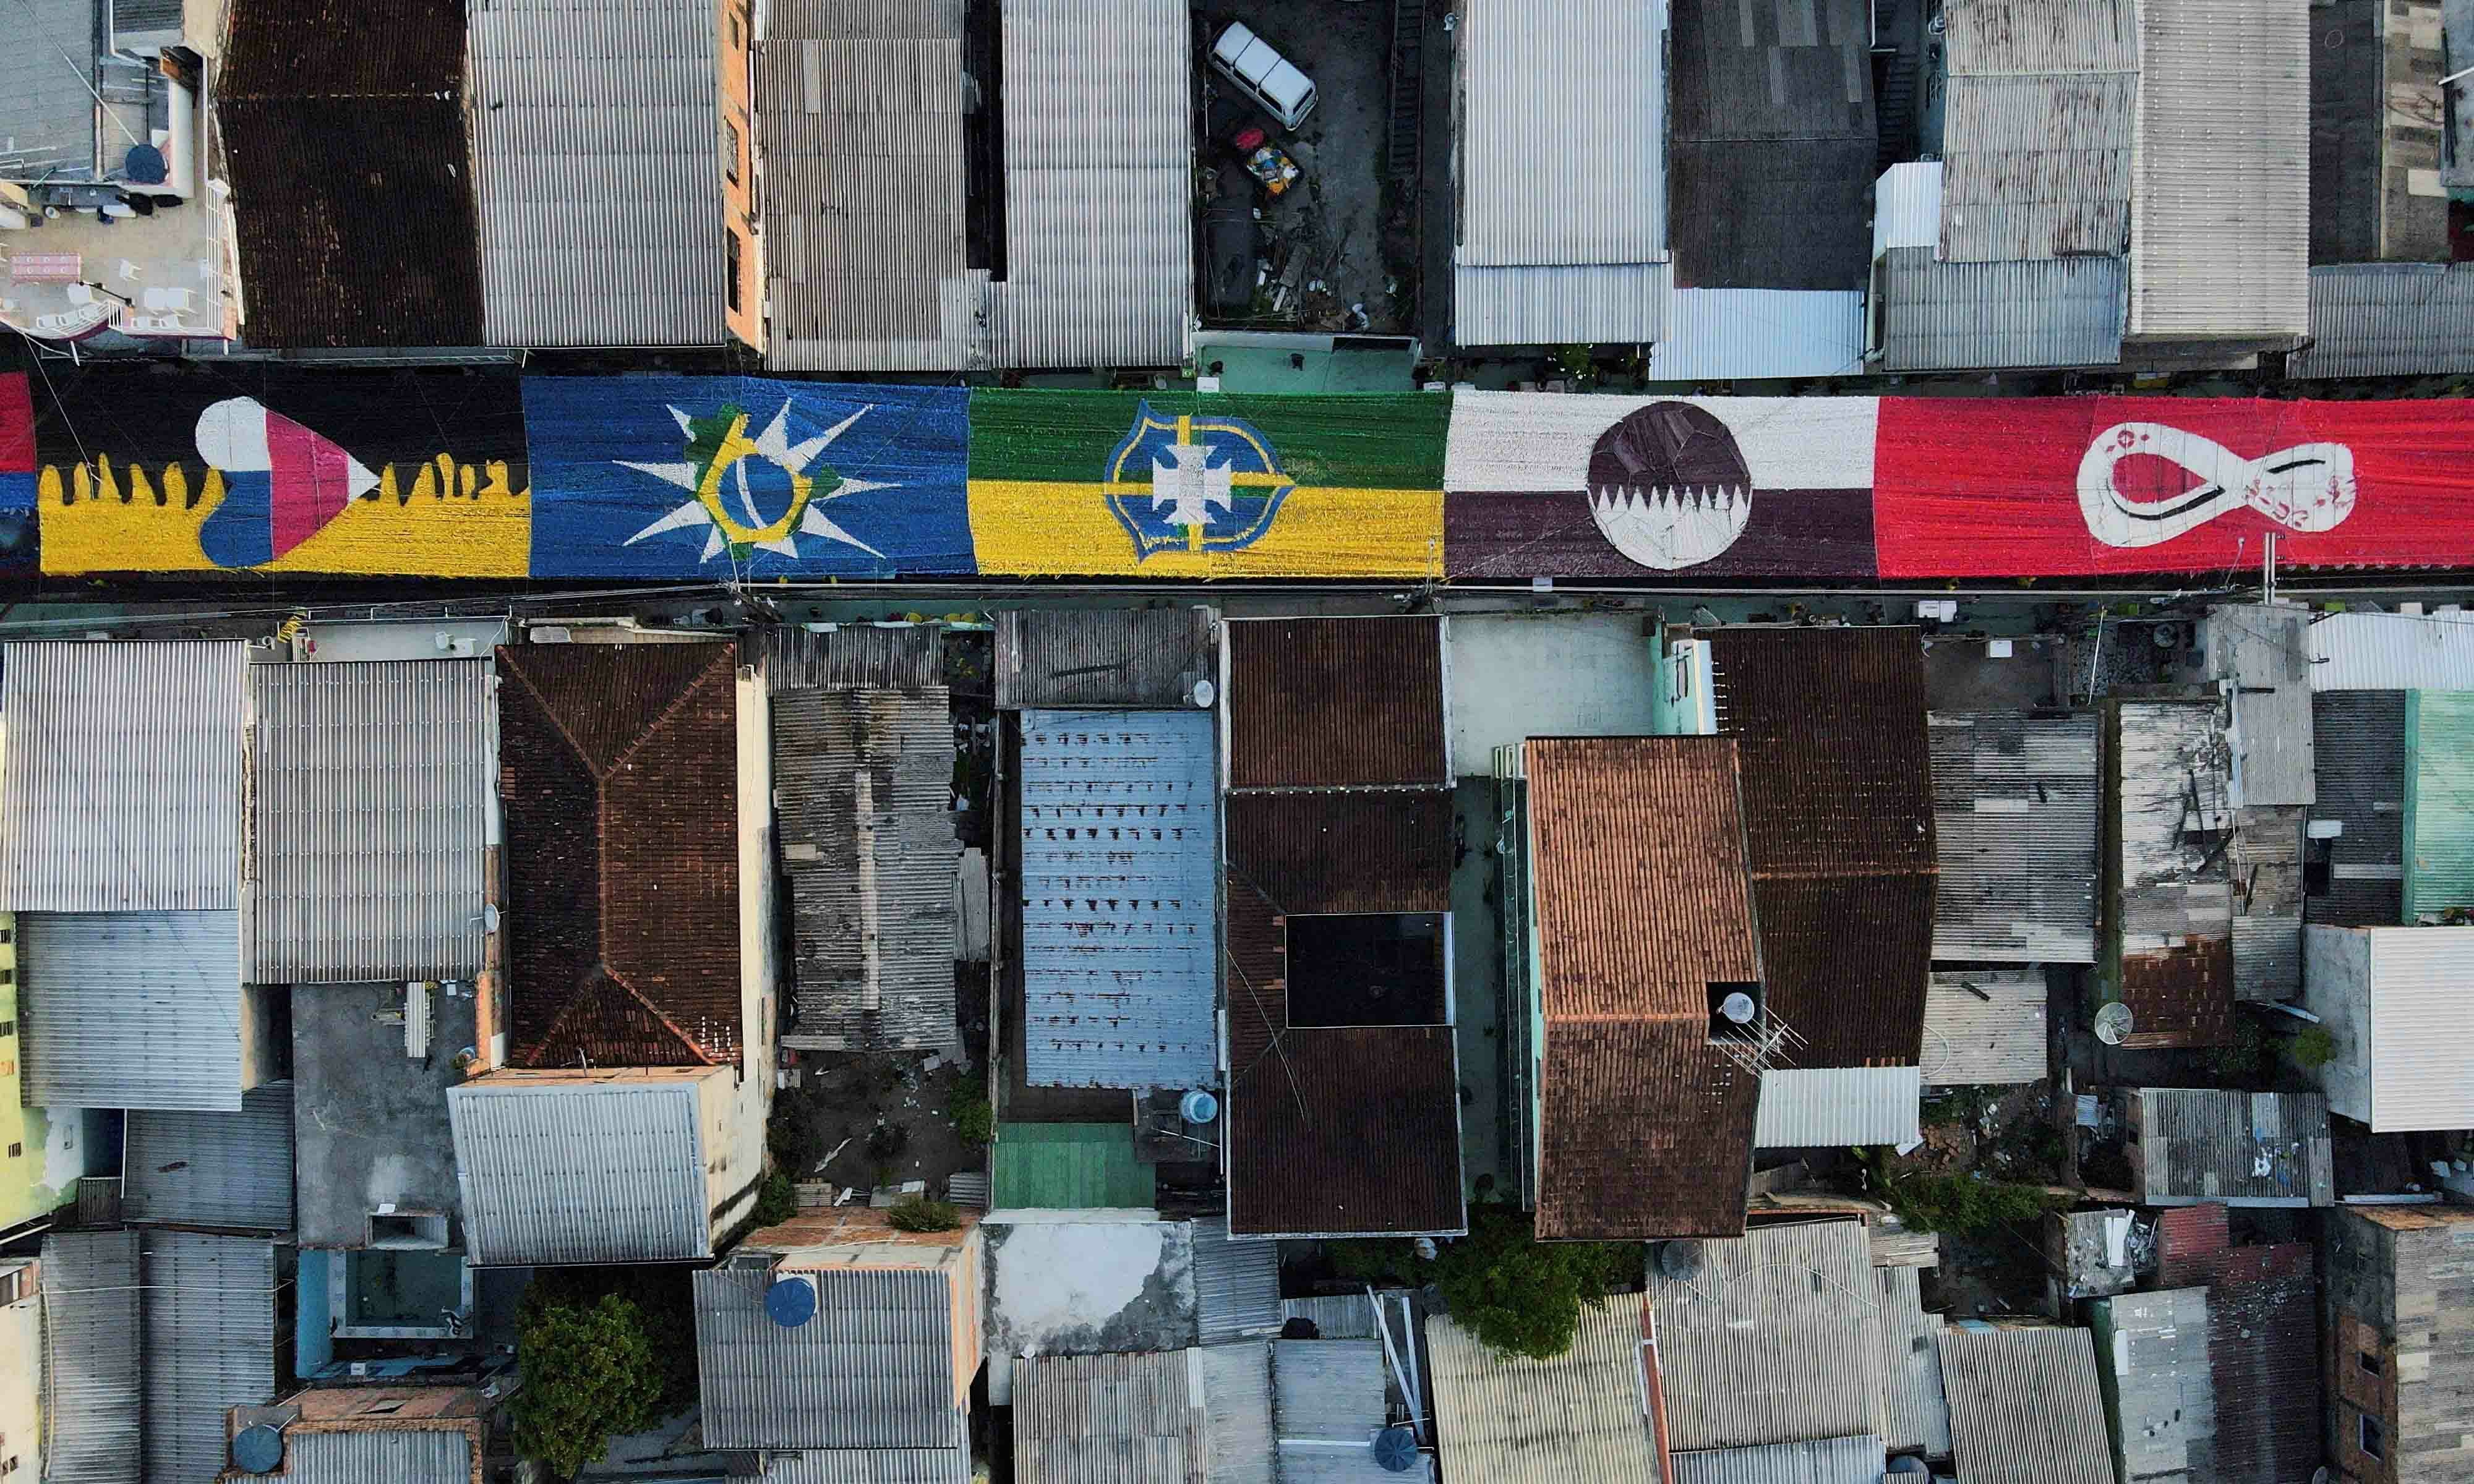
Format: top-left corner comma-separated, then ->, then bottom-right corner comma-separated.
2301,924 -> 2474,1131
1928,710 -> 2098,963
2127,1088 -> 2334,1207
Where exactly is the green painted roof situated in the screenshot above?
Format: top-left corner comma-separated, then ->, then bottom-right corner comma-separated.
990,1122 -> 1156,1209
2404,691 -> 2474,920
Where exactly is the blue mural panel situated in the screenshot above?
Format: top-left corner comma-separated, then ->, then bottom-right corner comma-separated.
524,375 -> 975,579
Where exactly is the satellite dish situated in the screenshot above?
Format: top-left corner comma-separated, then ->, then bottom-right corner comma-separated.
1179,1089 -> 1220,1125
1190,678 -> 1217,709
764,1274 -> 817,1328
1719,992 -> 1756,1025
1655,1240 -> 1703,1281
1371,1425 -> 1420,1473
1886,1456 -> 1932,1476
2094,1002 -> 2134,1046
232,1425 -> 285,1474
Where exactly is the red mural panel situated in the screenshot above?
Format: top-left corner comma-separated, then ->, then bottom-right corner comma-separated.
1875,396 -> 2474,576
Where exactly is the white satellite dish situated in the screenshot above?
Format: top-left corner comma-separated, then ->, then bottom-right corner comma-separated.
1190,678 -> 1217,709
2094,1002 -> 2134,1046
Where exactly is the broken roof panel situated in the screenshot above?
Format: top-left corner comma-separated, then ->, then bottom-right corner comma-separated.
1929,711 -> 2099,963
1937,1326 -> 2113,1484
1019,709 -> 1218,1089
775,685 -> 957,1052
1922,970 -> 2048,1087
2230,805 -> 2305,1000
1226,618 -> 1448,789
2130,1088 -> 2334,1206
2111,699 -> 2234,1048
496,641 -> 742,1066
996,607 -> 1215,710
1429,1294 -> 1658,1483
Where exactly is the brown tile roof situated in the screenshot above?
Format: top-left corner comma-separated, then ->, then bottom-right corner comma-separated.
1706,626 -> 1937,1067
1226,1026 -> 1465,1236
497,642 -> 742,1067
1224,874 -> 1288,1077
2154,1203 -> 2232,1289
2117,938 -> 2236,1049
1224,791 -> 1453,915
1526,735 -> 1763,1240
1226,618 -> 1447,788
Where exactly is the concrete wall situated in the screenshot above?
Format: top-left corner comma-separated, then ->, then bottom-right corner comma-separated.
2303,924 -> 2375,1124
0,1269 -> 38,1483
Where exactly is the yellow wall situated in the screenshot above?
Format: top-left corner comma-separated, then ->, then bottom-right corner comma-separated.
719,0 -> 761,351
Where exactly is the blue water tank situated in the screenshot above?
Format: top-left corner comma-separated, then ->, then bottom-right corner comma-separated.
764,1274 -> 817,1328
1370,1425 -> 1420,1473
232,1425 -> 285,1474
1179,1089 -> 1220,1125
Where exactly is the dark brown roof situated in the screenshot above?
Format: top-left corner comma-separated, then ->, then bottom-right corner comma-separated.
1526,736 -> 1763,1240
1226,1026 -> 1465,1236
2208,1264 -> 2318,1483
1707,626 -> 1937,1067
2117,939 -> 2235,1049
497,642 -> 742,1067
1224,875 -> 1288,1077
2154,1203 -> 2231,1289
1225,791 -> 1453,915
1226,618 -> 1446,788
220,0 -> 482,348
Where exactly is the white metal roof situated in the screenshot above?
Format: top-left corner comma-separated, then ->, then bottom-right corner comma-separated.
1453,263 -> 1667,346
1459,0 -> 1666,269
1429,1295 -> 1657,1483
2306,611 -> 2474,691
20,910 -> 249,1112
1650,289 -> 1869,380
1752,1067 -> 1921,1148
1872,163 -> 1943,258
2309,925 -> 2474,1132
448,1075 -> 714,1264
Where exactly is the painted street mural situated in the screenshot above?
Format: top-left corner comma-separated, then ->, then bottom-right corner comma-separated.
968,390 -> 1448,578
27,370 -> 530,576
9,375 -> 2474,581
524,376 -> 974,579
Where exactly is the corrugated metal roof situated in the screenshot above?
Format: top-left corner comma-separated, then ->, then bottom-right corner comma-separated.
1457,0 -> 1665,268
2206,1269 -> 2318,1483
2091,1287 -> 2215,1483
758,0 -> 981,372
1875,252 -> 2125,372
2288,262 -> 2474,378
988,0 -> 1191,369
1650,290 -> 1868,380
1453,263 -> 1667,348
1928,711 -> 2099,963
776,686 -> 958,1052
1873,1264 -> 1951,1456
1937,0 -> 2137,263
2111,701 -> 2233,1044
449,1075 -> 713,1264
143,1231 -> 279,1484
38,1229 -> 142,1484
2126,0 -> 2309,338
1872,162 -> 1942,257
1272,1339 -> 1432,1483
1429,1295 -> 1656,1484
695,1263 -> 962,1451
1191,1217 -> 1280,1345
2358,926 -> 2474,1130
2131,1088 -> 2333,1206
1226,618 -> 1447,789
469,0 -> 726,348
1648,1221 -> 1885,1451
123,1081 -> 296,1232
0,0 -> 95,177
21,910 -> 247,1111
2204,605 -> 2316,808
2230,804 -> 2305,1000
2309,612 -> 2474,691
1020,709 -> 1217,1090
758,625 -> 943,694
1,641 -> 244,911
2405,690 -> 2474,920
1671,1436 -> 1886,1484
1752,1067 -> 1920,1148
1016,1350 -> 1204,1484
761,1438 -> 972,1484
1937,1325 -> 2113,1484
1278,1294 -> 1405,1343
1921,970 -> 2048,1086
1196,1342 -> 1274,1484
247,659 -> 494,982
2308,691 -> 2405,927
283,1428 -> 479,1484
995,608 -> 1214,710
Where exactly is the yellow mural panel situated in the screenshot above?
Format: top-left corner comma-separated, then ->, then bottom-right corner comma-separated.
967,480 -> 1444,579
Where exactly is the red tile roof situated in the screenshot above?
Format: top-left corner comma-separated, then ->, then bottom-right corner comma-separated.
1226,1026 -> 1465,1236
1226,618 -> 1447,788
2117,939 -> 2236,1049
497,642 -> 742,1067
2154,1203 -> 2231,1289
1223,791 -> 1453,915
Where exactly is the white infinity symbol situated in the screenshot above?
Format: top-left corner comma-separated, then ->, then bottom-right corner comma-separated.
2077,422 -> 2357,549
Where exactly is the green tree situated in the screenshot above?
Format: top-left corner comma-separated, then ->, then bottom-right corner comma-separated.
753,1171 -> 799,1227
511,1292 -> 667,1479
2285,1025 -> 2338,1070
1327,1207 -> 1638,1361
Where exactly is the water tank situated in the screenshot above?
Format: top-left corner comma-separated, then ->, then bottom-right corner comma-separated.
232,1425 -> 285,1474
1179,1089 -> 1220,1125
764,1274 -> 818,1328
1371,1425 -> 1421,1473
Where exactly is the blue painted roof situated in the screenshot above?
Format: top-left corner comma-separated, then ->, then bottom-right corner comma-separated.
1019,709 -> 1219,1089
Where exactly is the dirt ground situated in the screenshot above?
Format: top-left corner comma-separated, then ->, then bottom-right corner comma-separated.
776,1051 -> 982,1202
1891,1081 -> 2075,1318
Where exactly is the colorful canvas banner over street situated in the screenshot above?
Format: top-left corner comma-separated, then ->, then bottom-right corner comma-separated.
0,375 -> 34,577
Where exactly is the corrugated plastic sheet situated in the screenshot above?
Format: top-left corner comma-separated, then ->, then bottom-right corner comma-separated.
1526,736 -> 1761,1240
2307,691 -> 2405,927
695,1264 -> 961,1450
988,0 -> 1191,369
123,1081 -> 296,1232
497,641 -> 743,1067
1272,1339 -> 1434,1483
2206,605 -> 2317,807
142,1231 -> 279,1484
37,1229 -> 142,1484
1457,0 -> 1664,268
2289,262 -> 2474,378
1224,791 -> 1453,916
776,686 -> 958,1051
2206,1271 -> 2319,1483
1752,1067 -> 1922,1148
1922,970 -> 2048,1086
1191,1217 -> 1280,1344
756,625 -> 944,694
1937,1325 -> 2113,1484
2309,612 -> 2474,691
247,659 -> 495,982
283,1428 -> 477,1484
2133,1088 -> 2334,1206
2405,690 -> 2474,920
469,0 -> 726,348
1937,0 -> 2137,264
2360,926 -> 2474,1130
21,910 -> 247,1111
1015,1350 -> 1204,1484
1226,618 -> 1447,788
2126,0 -> 2309,337
991,1123 -> 1157,1209
1648,291 -> 1869,381
1429,1295 -> 1656,1484
1196,1342 -> 1274,1484
1020,709 -> 1217,1088
995,608 -> 1214,710
1875,252 -> 2125,372
1928,711 -> 2098,962
1453,263 -> 1667,348
524,377 -> 974,579
758,0 -> 980,373
1,641 -> 244,911
2091,1287 -> 2216,1482
1646,1221 -> 1884,1451
449,1077 -> 712,1264
1670,1436 -> 1887,1484
1226,1026 -> 1464,1237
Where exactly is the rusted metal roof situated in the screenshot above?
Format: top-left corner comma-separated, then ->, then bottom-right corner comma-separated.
1937,0 -> 2138,262
495,642 -> 743,1067
2111,699 -> 2235,1049
995,608 -> 1214,710
1928,711 -> 2099,963
2117,941 -> 2236,1049
755,625 -> 942,694
1226,1026 -> 1464,1237
1224,791 -> 1453,916
2207,1261 -> 2318,1484
1226,618 -> 1447,789
1526,736 -> 1761,1240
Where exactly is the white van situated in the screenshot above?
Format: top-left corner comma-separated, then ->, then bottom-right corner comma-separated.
1210,22 -> 1317,132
